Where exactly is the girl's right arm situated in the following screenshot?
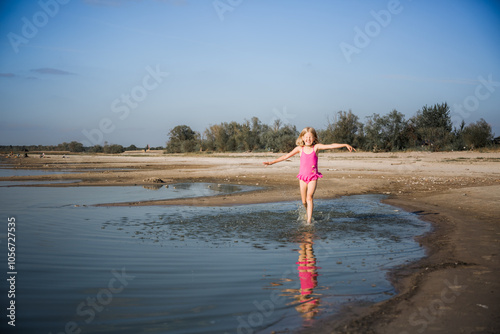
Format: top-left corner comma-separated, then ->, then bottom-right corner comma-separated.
263,146 -> 301,165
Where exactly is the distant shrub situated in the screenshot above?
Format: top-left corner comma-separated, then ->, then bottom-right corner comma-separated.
103,144 -> 125,154
463,118 -> 494,149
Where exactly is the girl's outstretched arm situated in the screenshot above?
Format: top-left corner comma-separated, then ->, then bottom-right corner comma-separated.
315,143 -> 356,152
263,146 -> 301,165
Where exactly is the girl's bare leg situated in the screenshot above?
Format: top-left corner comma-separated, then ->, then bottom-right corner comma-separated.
299,180 -> 308,219
305,180 -> 317,223
300,180 -> 317,223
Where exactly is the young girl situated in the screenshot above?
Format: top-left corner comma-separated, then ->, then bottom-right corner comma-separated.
263,127 -> 355,223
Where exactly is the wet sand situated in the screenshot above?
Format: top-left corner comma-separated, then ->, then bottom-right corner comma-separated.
2,150 -> 499,333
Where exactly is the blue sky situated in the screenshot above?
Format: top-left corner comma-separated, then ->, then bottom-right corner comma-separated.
1,0 -> 499,147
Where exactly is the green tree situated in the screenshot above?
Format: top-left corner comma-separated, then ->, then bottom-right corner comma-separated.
249,116 -> 263,150
224,121 -> 240,151
238,120 -> 253,151
321,110 -> 363,147
275,125 -> 298,152
68,141 -> 84,152
125,144 -> 138,151
451,120 -> 467,151
56,142 -> 70,151
104,144 -> 124,154
462,118 -> 494,149
202,125 -> 216,151
413,102 -> 453,151
261,120 -> 297,152
204,124 -> 228,152
363,110 -> 408,151
90,145 -> 103,153
363,114 -> 385,151
166,125 -> 198,153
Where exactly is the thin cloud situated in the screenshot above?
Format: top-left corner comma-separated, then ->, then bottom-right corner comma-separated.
0,73 -> 15,78
31,68 -> 76,75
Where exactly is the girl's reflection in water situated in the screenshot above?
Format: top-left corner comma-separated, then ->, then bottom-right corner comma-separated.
284,231 -> 322,325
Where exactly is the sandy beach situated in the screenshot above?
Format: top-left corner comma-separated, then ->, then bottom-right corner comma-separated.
2,150 -> 499,333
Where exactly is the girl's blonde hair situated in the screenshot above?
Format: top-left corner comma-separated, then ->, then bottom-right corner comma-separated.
296,127 -> 319,146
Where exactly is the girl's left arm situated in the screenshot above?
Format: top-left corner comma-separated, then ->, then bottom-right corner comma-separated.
315,143 -> 356,152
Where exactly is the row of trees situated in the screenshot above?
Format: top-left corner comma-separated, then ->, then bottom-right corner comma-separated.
166,118 -> 298,153
0,143 -> 153,154
167,103 -> 496,153
1,142 -> 87,153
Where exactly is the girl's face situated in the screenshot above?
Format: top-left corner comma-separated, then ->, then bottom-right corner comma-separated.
302,132 -> 315,146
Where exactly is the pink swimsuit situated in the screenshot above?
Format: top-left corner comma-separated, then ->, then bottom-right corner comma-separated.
297,146 -> 323,183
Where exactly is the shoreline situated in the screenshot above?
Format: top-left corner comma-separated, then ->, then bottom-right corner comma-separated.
1,151 -> 499,333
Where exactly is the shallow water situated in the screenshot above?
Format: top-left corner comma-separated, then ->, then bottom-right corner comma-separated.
0,167 -> 135,178
0,182 -> 254,207
0,183 -> 430,333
